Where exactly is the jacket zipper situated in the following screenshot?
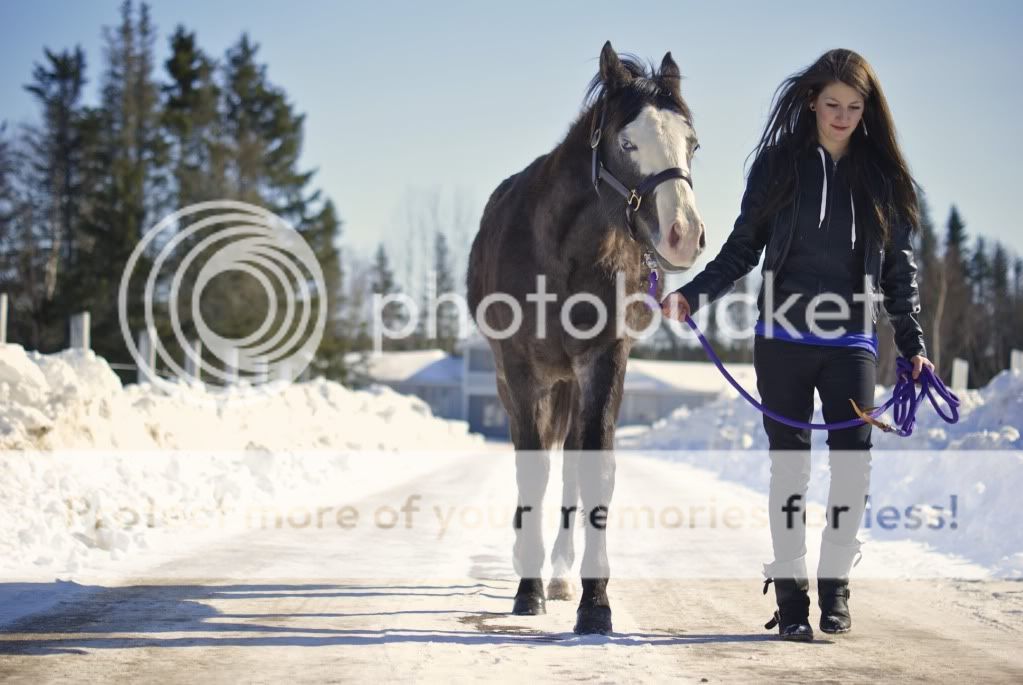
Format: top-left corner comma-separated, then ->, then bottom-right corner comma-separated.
818,155 -> 837,296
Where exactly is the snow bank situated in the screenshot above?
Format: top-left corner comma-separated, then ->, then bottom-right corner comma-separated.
0,343 -> 486,577
618,367 -> 1022,452
0,344 -> 482,452
618,368 -> 1023,576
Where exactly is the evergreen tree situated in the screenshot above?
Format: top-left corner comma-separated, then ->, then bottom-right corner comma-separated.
369,242 -> 404,349
936,206 -> 971,377
222,33 -> 312,213
0,123 -> 11,221
431,230 -> 458,352
76,0 -> 169,367
967,236 -> 992,376
162,25 -> 223,207
9,46 -> 91,350
969,236 -> 990,304
1014,257 -> 1023,300
945,205 -> 968,258
23,46 -> 88,303
195,32 -> 349,382
303,199 -> 350,383
989,242 -> 1011,375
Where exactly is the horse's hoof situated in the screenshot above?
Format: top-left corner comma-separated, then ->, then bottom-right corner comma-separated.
512,593 -> 546,615
512,579 -> 546,615
573,605 -> 612,635
546,578 -> 574,601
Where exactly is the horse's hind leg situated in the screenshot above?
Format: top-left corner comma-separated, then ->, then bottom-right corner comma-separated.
548,380 -> 581,601
498,366 -> 552,616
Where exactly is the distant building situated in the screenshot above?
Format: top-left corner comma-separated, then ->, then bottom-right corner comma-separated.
350,333 -> 754,439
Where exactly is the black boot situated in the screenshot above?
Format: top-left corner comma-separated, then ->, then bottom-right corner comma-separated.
817,538 -> 862,634
763,556 -> 813,641
818,578 -> 851,633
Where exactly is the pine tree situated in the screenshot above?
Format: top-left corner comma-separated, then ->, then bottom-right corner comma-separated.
76,0 -> 170,367
1013,257 -> 1023,363
1015,257 -> 1023,300
432,230 -> 458,352
0,124 -> 11,218
194,32 -> 349,382
222,33 -> 312,213
936,206 -> 971,377
303,199 -> 349,383
162,25 -> 222,207
945,205 -> 968,259
23,46 -> 88,299
989,242 -> 1011,377
370,243 -> 404,348
969,236 -> 990,304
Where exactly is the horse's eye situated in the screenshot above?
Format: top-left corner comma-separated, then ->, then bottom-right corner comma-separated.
693,143 -> 701,154
620,139 -> 637,152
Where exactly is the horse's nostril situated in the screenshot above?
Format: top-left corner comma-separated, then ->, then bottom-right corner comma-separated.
698,225 -> 706,249
669,222 -> 681,249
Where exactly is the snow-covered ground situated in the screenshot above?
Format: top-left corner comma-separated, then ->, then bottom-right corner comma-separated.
2,344 -> 1022,680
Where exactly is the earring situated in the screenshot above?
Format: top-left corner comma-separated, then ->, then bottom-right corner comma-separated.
810,105 -> 816,112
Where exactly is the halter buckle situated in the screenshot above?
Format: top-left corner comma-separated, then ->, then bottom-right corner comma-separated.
590,127 -> 601,150
627,190 -> 642,212
642,251 -> 659,270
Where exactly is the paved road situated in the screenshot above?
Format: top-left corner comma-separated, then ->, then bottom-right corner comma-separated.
2,453 -> 1021,683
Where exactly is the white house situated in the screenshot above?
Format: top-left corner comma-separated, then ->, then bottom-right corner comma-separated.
351,333 -> 754,439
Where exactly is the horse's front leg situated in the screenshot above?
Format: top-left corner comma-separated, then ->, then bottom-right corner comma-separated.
499,369 -> 552,616
571,340 -> 627,634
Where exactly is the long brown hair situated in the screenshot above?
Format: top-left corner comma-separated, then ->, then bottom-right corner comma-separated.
749,49 -> 920,246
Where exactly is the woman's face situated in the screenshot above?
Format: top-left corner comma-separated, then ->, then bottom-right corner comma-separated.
812,81 -> 864,150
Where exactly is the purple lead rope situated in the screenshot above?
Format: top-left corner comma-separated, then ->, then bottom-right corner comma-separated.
647,269 -> 659,303
645,272 -> 961,437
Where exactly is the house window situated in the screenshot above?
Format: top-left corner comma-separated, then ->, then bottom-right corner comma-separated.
468,394 -> 508,435
482,399 -> 507,427
468,348 -> 496,373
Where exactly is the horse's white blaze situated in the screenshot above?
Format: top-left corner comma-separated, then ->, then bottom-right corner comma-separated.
620,105 -> 704,267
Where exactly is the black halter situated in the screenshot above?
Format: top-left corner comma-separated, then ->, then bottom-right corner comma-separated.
589,100 -> 694,274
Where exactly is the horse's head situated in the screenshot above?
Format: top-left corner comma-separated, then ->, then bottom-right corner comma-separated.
588,42 -> 706,269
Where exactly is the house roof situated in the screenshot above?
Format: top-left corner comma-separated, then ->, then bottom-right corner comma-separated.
350,348 -> 755,397
348,349 -> 451,384
625,358 -> 755,395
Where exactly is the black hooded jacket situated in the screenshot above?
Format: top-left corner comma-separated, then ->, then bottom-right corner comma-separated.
675,146 -> 927,360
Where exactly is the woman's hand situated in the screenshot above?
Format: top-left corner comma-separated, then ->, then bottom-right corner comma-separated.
910,354 -> 935,380
660,292 -> 691,322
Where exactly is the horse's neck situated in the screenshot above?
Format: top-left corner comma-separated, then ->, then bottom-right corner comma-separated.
533,137 -> 643,282
535,118 -> 608,231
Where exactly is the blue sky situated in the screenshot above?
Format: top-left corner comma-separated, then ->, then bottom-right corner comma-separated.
2,0 -> 1021,292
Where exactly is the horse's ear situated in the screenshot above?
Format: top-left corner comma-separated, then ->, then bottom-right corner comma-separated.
660,51 -> 681,93
599,41 -> 632,91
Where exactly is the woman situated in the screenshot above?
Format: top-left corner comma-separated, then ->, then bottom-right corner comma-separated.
660,49 -> 934,641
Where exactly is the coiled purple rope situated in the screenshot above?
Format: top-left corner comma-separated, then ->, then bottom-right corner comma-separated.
647,271 -> 961,437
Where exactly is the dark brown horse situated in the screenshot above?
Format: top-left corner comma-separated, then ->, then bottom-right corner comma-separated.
466,42 -> 706,634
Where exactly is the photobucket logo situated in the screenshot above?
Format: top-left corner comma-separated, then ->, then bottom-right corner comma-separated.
372,273 -> 668,352
372,270 -> 883,352
118,200 -> 326,394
